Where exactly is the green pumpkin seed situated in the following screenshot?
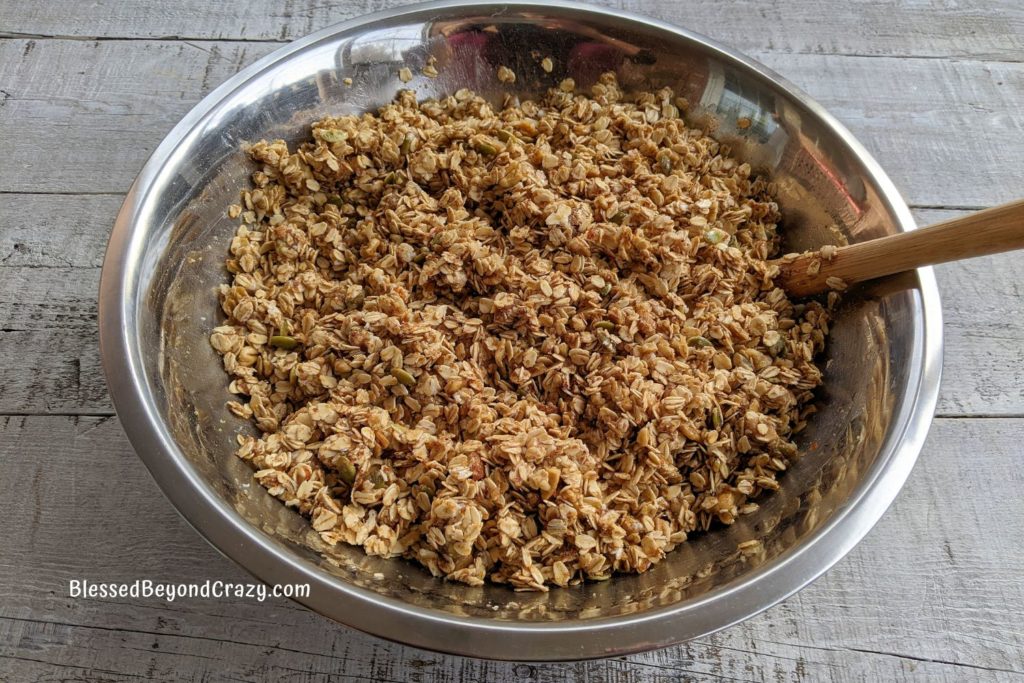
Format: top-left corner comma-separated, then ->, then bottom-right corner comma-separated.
705,228 -> 729,245
320,129 -> 347,143
687,336 -> 713,348
369,467 -> 386,489
337,456 -> 356,485
391,367 -> 416,386
269,335 -> 298,350
473,139 -> 498,156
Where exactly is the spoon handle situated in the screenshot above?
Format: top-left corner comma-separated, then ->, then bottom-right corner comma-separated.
774,198 -> 1024,297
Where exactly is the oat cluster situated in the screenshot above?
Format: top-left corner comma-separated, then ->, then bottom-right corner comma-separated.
210,73 -> 830,590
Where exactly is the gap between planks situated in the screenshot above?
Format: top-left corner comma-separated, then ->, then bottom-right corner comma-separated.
2,33 -> 1024,66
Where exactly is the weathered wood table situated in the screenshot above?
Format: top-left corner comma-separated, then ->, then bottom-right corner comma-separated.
2,1 -> 1023,680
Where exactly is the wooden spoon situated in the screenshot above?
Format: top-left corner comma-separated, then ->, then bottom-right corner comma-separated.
773,198 -> 1024,297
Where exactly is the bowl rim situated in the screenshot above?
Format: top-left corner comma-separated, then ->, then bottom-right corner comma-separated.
99,0 -> 943,661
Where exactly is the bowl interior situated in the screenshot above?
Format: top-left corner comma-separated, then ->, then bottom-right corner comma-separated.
126,4 -> 926,638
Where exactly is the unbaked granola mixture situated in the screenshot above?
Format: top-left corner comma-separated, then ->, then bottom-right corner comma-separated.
210,72 -> 830,590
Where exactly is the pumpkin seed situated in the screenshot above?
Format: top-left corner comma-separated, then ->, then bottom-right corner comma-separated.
391,367 -> 416,386
319,129 -> 347,143
269,335 -> 298,350
473,139 -> 498,156
337,456 -> 356,485
705,228 -> 729,245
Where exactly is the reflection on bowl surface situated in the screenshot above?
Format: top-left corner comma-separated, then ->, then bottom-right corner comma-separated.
100,0 -> 941,660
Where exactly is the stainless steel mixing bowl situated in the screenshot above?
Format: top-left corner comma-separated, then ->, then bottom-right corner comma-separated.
99,0 -> 942,660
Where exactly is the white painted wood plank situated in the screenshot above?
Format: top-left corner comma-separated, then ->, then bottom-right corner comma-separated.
0,39 -> 1022,206
3,198 -> 1021,416
919,209 -> 1024,417
2,0 -> 1022,60
0,194 -> 117,414
0,415 -> 1021,680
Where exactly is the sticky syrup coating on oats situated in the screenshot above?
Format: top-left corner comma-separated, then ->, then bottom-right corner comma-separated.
210,72 -> 829,590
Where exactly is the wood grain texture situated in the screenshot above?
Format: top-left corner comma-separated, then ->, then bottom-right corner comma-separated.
2,1 -> 1024,679
0,194 -> 116,415
1,38 -> 1024,206
0,415 -> 1021,681
2,0 -> 1023,60
777,200 -> 1024,297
